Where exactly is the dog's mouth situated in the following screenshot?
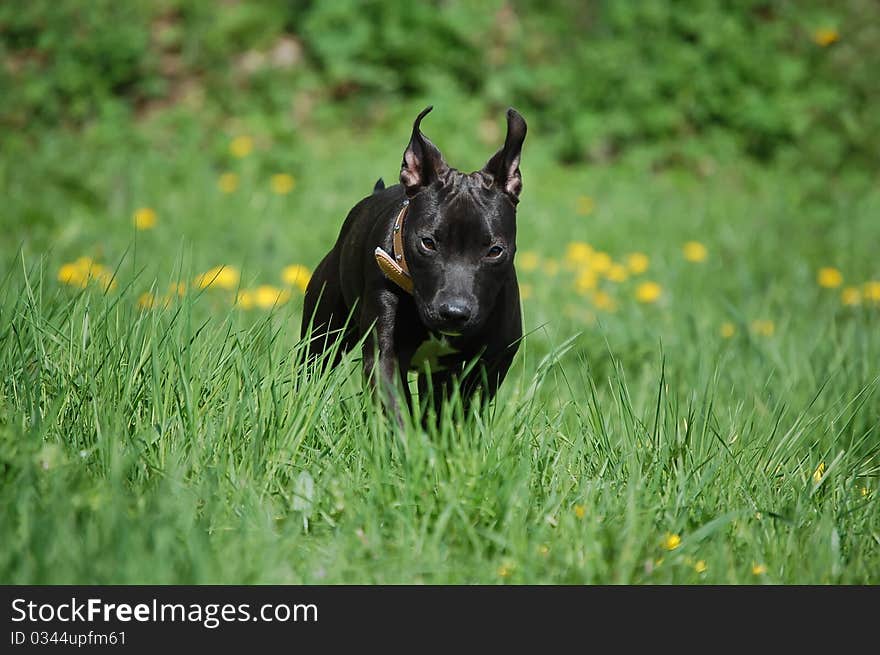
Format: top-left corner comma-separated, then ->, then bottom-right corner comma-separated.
429,322 -> 475,339
426,316 -> 476,337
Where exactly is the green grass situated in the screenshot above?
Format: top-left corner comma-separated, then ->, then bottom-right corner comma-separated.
1,107 -> 879,584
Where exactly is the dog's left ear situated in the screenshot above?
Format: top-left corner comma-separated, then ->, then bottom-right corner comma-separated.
482,108 -> 527,202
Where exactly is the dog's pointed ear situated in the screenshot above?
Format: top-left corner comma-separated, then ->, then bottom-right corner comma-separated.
400,106 -> 448,195
482,108 -> 527,202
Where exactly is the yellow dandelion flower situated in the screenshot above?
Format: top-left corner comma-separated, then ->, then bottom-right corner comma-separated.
626,252 -> 649,274
270,173 -> 296,195
720,322 -> 736,338
542,258 -> 560,277
817,267 -> 843,288
497,560 -> 514,578
57,257 -> 115,290
58,262 -> 89,288
864,281 -> 880,303
589,251 -> 612,274
218,172 -> 239,194
137,292 -> 159,309
88,262 -> 107,277
282,264 -> 311,292
576,195 -> 595,216
168,282 -> 187,297
605,263 -> 628,283
95,270 -> 117,291
752,563 -> 767,576
236,289 -> 255,310
230,135 -> 254,158
683,241 -> 708,263
860,486 -> 869,497
694,560 -> 707,574
812,462 -> 825,484
195,265 -> 240,290
564,242 -> 592,266
254,285 -> 290,309
592,290 -> 616,312
133,207 -> 157,230
517,250 -> 540,272
813,28 -> 839,47
841,286 -> 861,306
636,281 -> 662,304
519,283 -> 533,300
575,269 -> 597,294
750,319 -> 775,337
661,533 -> 681,551
574,505 -> 586,519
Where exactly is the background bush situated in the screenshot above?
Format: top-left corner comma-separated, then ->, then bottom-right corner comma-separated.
2,0 -> 878,170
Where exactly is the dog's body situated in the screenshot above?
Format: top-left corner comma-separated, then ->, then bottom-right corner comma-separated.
301,106 -> 527,418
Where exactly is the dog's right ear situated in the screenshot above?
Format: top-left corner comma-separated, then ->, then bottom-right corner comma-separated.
400,106 -> 448,195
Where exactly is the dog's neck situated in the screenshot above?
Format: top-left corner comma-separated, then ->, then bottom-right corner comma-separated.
374,199 -> 413,294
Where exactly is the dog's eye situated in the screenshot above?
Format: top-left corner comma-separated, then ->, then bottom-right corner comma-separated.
486,245 -> 504,259
420,237 -> 436,251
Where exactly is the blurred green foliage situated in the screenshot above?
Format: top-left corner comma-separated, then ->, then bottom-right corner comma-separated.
1,0 -> 878,171
0,1 -> 159,124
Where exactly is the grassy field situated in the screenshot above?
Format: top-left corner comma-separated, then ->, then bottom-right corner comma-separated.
1,106 -> 878,584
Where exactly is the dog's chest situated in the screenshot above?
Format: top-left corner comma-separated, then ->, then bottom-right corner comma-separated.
409,333 -> 462,372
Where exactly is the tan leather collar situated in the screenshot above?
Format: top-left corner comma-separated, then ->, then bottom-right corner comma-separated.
374,200 -> 413,294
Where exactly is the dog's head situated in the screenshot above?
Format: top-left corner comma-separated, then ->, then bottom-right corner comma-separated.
399,106 -> 527,337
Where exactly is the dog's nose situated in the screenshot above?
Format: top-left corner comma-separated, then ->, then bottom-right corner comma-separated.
438,302 -> 472,323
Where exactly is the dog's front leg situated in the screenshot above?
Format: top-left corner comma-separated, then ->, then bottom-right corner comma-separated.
361,289 -> 411,425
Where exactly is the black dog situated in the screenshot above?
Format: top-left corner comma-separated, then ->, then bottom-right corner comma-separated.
301,106 -> 527,419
